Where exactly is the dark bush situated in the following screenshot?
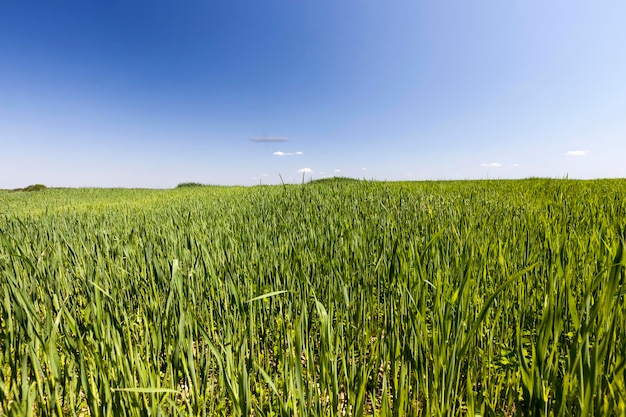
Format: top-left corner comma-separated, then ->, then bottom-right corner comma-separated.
176,182 -> 206,188
20,184 -> 48,192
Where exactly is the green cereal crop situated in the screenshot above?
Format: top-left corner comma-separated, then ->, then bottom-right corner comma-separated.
0,178 -> 625,415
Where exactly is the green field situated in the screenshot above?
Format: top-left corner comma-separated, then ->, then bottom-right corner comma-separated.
1,179 -> 625,416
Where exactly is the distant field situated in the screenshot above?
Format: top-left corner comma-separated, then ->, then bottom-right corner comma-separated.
1,179 -> 625,416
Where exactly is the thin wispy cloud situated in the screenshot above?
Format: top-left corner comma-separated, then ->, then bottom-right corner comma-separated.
250,136 -> 288,143
298,168 -> 313,174
334,169 -> 341,173
481,162 -> 502,168
565,150 -> 590,156
273,151 -> 303,156
512,163 -> 521,167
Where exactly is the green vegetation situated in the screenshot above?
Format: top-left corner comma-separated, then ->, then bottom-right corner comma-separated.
7,184 -> 48,192
308,176 -> 362,185
176,182 -> 208,188
22,184 -> 48,192
1,179 -> 625,416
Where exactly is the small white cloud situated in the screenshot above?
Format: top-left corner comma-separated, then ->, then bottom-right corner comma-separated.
298,168 -> 313,174
565,150 -> 590,156
481,162 -> 502,168
273,151 -> 303,157
250,136 -> 288,142
512,163 -> 521,167
334,169 -> 341,173
261,173 -> 269,177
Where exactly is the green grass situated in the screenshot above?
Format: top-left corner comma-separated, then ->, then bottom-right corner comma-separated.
1,179 -> 625,416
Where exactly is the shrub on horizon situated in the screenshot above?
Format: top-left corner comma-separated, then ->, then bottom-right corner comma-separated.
176,182 -> 206,188
19,184 -> 48,192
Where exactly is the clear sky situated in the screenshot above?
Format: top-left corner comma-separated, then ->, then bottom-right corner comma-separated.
1,1 -> 625,188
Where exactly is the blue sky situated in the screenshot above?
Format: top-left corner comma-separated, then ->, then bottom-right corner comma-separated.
1,1 -> 625,188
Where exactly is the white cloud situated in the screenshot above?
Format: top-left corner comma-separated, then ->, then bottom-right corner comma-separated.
250,136 -> 288,142
481,162 -> 502,167
298,168 -> 313,174
273,151 -> 303,156
334,169 -> 341,173
512,163 -> 521,167
565,150 -> 590,156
